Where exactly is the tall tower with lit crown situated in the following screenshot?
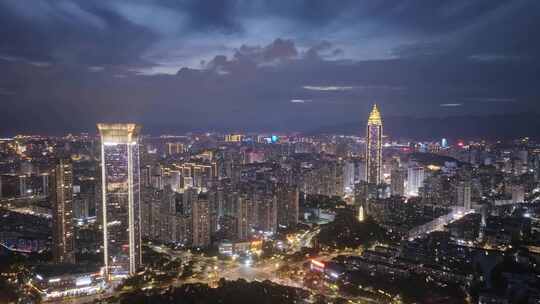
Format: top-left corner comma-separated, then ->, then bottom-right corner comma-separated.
97,123 -> 142,280
366,104 -> 383,185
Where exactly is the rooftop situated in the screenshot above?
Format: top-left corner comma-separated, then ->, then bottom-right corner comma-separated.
97,123 -> 141,144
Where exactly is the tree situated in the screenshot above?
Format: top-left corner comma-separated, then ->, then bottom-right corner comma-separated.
318,209 -> 387,249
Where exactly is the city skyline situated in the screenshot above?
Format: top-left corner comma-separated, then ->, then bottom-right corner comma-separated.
2,117 -> 540,303
1,2 -> 540,303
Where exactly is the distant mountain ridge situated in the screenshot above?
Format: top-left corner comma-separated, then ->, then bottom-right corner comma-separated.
305,113 -> 540,140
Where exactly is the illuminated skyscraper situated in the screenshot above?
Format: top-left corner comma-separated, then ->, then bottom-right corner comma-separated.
51,159 -> 75,264
407,165 -> 425,196
366,104 -> 383,184
97,123 -> 142,280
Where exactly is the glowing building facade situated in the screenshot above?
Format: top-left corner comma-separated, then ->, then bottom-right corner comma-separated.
366,105 -> 383,185
225,134 -> 244,142
97,123 -> 142,280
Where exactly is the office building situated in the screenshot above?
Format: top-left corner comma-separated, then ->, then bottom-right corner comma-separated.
97,123 -> 142,280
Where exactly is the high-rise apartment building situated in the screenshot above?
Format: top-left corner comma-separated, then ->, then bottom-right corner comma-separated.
19,175 -> 27,196
366,105 -> 383,185
225,134 -> 244,142
97,123 -> 142,280
41,173 -> 50,197
51,159 -> 75,264
300,161 -> 344,197
276,185 -> 299,229
390,168 -> 406,197
257,193 -> 278,233
511,184 -> 525,204
236,194 -> 250,241
343,160 -> 355,193
407,165 -> 425,197
457,181 -> 472,210
192,193 -> 211,247
166,142 -> 185,156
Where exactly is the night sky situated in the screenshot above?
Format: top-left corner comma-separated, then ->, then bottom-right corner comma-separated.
1,0 -> 540,138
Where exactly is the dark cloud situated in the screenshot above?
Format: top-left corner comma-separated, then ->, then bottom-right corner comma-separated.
0,0 -> 540,136
204,38 -> 300,75
0,1 -> 158,65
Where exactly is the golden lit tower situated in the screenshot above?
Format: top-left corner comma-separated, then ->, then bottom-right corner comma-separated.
97,123 -> 142,280
366,104 -> 383,185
